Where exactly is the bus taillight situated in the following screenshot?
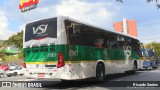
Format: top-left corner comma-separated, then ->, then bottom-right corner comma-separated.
57,52 -> 65,68
23,63 -> 26,68
23,54 -> 26,68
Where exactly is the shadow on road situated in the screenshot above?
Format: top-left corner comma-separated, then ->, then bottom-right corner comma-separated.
41,72 -> 137,89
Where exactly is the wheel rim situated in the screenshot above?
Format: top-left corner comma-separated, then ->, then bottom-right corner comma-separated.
0,74 -> 4,78
133,65 -> 136,73
97,64 -> 104,81
100,71 -> 104,80
14,72 -> 17,76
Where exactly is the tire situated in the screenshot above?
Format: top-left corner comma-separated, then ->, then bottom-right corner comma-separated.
96,63 -> 105,81
7,74 -> 11,77
20,74 -> 23,76
128,64 -> 136,74
154,66 -> 157,69
0,73 -> 4,78
14,72 -> 18,76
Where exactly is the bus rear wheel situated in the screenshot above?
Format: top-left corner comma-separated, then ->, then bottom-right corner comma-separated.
96,63 -> 105,81
125,63 -> 137,74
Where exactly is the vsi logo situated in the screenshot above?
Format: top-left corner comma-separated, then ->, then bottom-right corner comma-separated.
33,24 -> 48,35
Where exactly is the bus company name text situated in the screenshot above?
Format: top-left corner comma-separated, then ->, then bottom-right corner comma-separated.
2,82 -> 42,88
133,82 -> 159,87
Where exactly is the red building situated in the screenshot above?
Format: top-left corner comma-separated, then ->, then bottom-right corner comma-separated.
113,18 -> 137,37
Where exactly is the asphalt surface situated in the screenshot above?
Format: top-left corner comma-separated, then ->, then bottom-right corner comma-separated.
1,68 -> 160,90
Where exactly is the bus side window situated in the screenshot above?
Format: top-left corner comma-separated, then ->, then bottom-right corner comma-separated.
103,40 -> 111,48
95,39 -> 104,48
111,41 -> 119,49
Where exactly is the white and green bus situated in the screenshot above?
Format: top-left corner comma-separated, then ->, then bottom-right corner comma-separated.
23,16 -> 143,81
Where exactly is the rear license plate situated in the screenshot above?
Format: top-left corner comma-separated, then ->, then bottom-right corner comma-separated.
38,73 -> 45,77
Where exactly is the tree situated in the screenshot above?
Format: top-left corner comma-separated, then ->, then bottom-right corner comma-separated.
117,0 -> 160,9
0,40 -> 8,61
145,42 -> 160,57
4,30 -> 23,59
5,30 -> 23,50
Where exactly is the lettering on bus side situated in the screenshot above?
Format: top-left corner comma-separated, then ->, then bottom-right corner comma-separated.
47,53 -> 57,58
69,50 -> 78,56
124,46 -> 132,60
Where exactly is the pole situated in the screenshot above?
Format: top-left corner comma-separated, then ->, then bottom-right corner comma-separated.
27,10 -> 30,23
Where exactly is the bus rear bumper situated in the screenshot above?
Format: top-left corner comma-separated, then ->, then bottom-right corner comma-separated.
24,69 -> 60,79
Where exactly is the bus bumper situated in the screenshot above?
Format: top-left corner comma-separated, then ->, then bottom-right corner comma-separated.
24,69 -> 60,79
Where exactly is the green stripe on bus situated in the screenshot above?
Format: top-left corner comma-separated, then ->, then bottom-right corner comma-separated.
25,60 -> 127,64
23,45 -> 141,62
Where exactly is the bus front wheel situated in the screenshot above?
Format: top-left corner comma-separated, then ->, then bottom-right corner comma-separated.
96,63 -> 105,81
130,64 -> 137,74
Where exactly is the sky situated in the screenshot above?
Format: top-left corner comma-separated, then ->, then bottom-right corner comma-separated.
0,0 -> 160,44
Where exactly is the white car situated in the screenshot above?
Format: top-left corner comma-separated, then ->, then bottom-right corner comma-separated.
0,69 -> 5,78
6,66 -> 24,77
8,63 -> 18,70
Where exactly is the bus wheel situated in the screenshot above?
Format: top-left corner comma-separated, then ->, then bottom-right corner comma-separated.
126,63 -> 136,74
0,73 -> 4,78
131,64 -> 137,74
14,72 -> 18,76
96,63 -> 105,81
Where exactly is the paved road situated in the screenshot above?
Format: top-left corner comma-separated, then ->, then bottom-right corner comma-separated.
0,75 -> 26,81
1,68 -> 160,90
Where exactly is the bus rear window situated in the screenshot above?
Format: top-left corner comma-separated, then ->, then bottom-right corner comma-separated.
32,48 -> 39,53
40,47 -> 48,52
50,46 -> 55,52
26,49 -> 31,53
25,18 -> 57,42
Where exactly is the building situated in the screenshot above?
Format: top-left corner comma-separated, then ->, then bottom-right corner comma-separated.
113,18 -> 137,37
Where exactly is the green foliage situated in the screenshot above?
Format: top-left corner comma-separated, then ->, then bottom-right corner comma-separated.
4,55 -> 19,62
145,42 -> 160,57
5,31 -> 23,50
0,30 -> 23,61
0,40 -> 8,61
0,53 -> 6,61
18,52 -> 23,59
117,0 -> 160,9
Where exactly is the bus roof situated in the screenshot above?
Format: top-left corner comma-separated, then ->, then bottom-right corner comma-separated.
26,16 -> 139,41
61,16 -> 139,41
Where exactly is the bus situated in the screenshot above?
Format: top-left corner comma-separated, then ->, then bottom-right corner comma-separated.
141,48 -> 158,69
23,16 -> 143,81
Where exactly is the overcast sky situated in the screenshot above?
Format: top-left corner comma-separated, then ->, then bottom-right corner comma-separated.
0,0 -> 160,43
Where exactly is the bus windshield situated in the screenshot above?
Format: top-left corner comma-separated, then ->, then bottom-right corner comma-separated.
25,18 -> 57,42
141,49 -> 155,58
